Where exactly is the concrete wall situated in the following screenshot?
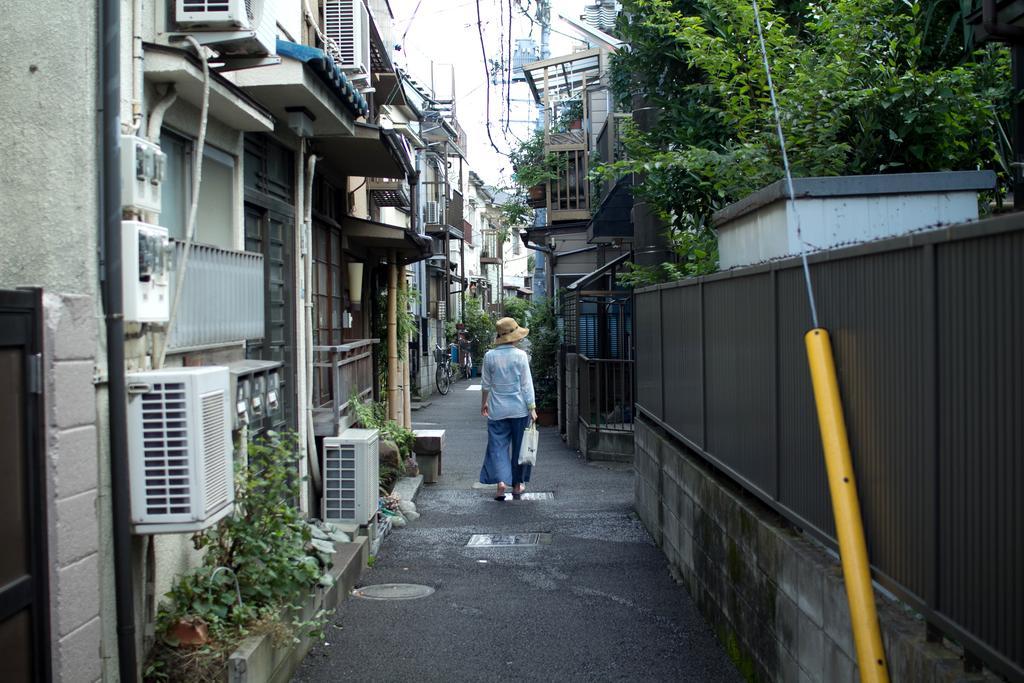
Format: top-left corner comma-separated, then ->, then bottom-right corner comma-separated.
634,416 -> 1001,683
1,3 -> 105,680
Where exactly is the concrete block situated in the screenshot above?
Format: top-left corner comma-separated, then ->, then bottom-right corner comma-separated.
679,493 -> 694,534
797,609 -> 825,681
50,361 -> 96,430
679,530 -> 694,572
778,640 -> 802,683
777,536 -> 802,605
55,490 -> 98,566
797,550 -> 825,628
417,453 -> 439,484
55,616 -> 101,683
824,638 -> 856,683
45,293 -> 96,362
661,475 -> 680,518
755,521 -> 783,582
661,507 -> 679,548
56,554 -> 100,636
52,425 -> 98,499
776,591 -> 800,657
822,565 -> 855,660
412,429 -> 444,454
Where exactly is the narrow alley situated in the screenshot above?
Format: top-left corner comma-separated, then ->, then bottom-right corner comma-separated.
292,379 -> 741,682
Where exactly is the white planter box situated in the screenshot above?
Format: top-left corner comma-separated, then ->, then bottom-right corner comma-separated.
713,171 -> 996,269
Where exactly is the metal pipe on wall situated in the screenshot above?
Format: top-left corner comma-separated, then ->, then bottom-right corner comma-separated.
100,0 -> 137,677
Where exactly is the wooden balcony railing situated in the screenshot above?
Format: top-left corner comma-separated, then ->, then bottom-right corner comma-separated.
312,339 -> 377,436
545,129 -> 590,222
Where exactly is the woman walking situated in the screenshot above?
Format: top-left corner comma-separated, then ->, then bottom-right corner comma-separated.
479,317 -> 537,500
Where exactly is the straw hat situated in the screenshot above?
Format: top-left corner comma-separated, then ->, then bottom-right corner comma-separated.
494,317 -> 529,345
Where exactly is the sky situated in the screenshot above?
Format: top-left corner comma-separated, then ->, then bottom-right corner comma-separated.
387,0 -> 591,188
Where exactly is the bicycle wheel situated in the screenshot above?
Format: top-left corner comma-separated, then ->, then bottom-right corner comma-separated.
435,363 -> 450,395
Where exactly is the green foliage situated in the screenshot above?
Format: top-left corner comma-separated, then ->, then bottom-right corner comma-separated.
350,394 -> 415,458
148,433 -> 328,681
502,296 -> 532,327
600,0 -> 1012,285
462,295 -> 496,360
509,129 -> 562,189
527,297 -> 559,410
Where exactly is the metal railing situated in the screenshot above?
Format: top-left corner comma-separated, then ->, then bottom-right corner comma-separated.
480,230 -> 501,261
167,242 -> 263,350
634,213 -> 1024,681
578,355 -> 634,432
312,339 -> 377,435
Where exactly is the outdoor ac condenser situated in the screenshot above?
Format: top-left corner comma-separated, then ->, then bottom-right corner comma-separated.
323,0 -> 371,75
322,428 -> 379,530
425,200 -> 442,225
175,0 -> 277,56
127,366 -> 234,534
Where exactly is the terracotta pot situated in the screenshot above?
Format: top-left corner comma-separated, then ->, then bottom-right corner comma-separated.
166,616 -> 209,647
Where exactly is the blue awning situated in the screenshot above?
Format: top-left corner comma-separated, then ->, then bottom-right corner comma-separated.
276,40 -> 369,118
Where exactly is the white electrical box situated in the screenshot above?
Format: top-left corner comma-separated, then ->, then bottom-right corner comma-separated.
322,428 -> 379,531
121,135 -> 164,214
122,221 -> 172,323
127,366 -> 234,534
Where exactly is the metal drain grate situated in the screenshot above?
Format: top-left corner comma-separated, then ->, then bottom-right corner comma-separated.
353,583 -> 435,600
466,533 -> 552,547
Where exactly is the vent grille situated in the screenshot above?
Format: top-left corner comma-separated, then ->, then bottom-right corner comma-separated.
324,0 -> 357,68
182,1 -> 232,13
201,390 -> 230,514
141,382 -> 192,516
324,443 -> 358,521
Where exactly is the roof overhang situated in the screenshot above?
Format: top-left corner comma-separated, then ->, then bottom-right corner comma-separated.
314,123 -> 410,179
143,44 -> 274,132
523,220 -> 591,246
343,216 -> 431,264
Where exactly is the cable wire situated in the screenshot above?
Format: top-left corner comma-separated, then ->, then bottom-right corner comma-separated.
751,0 -> 819,328
476,0 -> 504,154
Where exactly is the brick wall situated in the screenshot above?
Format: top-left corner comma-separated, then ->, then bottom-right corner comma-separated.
634,415 -> 1000,683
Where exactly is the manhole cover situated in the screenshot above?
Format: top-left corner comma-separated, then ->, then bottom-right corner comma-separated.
466,533 -> 552,547
353,584 -> 435,600
497,491 -> 554,501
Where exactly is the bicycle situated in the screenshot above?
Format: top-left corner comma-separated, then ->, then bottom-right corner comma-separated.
434,343 -> 454,395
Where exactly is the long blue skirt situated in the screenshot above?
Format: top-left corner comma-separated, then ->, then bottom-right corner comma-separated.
479,415 -> 532,486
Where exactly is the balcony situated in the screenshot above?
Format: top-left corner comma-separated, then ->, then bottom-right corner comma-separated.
424,187 -> 465,240
167,242 -> 263,351
595,113 -> 631,205
368,177 -> 410,209
312,339 -> 377,436
545,129 -> 590,222
480,230 -> 502,264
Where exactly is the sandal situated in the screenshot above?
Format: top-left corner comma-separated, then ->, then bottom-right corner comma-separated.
511,485 -> 525,499
494,483 -> 507,501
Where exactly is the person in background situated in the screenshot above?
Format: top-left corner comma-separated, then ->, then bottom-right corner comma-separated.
479,317 -> 537,500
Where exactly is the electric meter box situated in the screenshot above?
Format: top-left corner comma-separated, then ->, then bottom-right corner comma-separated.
122,221 -> 172,323
121,135 -> 165,214
227,359 -> 284,434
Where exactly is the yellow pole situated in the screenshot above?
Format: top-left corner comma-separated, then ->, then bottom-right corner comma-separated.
805,328 -> 889,683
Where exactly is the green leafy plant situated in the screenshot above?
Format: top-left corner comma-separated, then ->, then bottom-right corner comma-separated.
462,295 -> 497,361
509,130 -> 562,189
527,297 -> 559,410
146,433 -> 329,682
349,393 -> 414,492
598,0 -> 1012,285
502,297 -> 531,327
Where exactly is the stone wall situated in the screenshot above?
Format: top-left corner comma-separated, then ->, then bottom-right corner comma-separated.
634,416 -> 999,683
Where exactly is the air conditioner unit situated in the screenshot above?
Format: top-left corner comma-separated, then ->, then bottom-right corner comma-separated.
176,0 -> 277,57
425,200 -> 441,225
127,366 -> 234,534
323,0 -> 371,76
322,428 -> 379,531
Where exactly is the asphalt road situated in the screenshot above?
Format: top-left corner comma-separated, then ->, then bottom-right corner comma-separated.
293,379 -> 741,683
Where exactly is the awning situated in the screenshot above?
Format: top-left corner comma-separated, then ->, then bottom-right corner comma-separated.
343,216 -> 431,265
144,44 -> 274,132
522,48 -> 604,105
228,40 -> 367,136
314,122 -> 410,179
567,251 -> 632,292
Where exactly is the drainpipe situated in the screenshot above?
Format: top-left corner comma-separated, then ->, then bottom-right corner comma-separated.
303,150 -> 322,493
100,0 -> 137,678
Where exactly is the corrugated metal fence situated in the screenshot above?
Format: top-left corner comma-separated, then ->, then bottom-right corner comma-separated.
635,215 -> 1024,681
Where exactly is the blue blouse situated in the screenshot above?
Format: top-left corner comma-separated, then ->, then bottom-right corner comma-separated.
481,345 -> 536,420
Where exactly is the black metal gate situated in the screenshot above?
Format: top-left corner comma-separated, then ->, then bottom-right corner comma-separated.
0,289 -> 50,681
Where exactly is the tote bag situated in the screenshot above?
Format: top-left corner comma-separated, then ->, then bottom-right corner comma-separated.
518,424 -> 538,466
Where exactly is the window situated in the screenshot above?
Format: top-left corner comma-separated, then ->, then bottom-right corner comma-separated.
159,129 -> 236,249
